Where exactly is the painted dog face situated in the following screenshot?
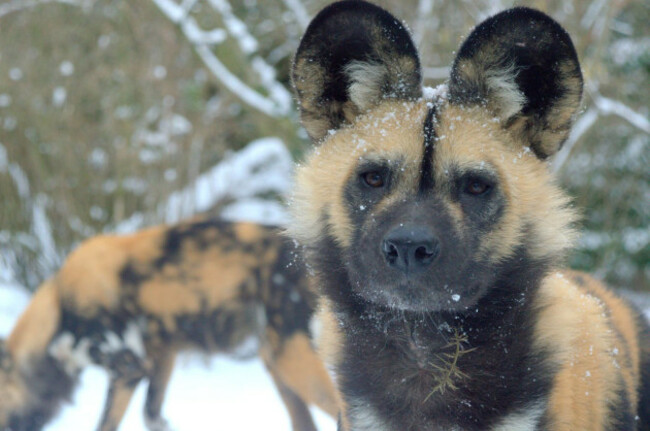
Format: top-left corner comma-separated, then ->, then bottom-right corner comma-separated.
290,1 -> 582,313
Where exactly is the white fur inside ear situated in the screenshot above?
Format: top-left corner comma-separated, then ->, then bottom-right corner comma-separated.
344,60 -> 389,112
485,63 -> 526,120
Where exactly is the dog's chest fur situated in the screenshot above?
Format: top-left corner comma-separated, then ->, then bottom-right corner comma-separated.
336,292 -> 550,431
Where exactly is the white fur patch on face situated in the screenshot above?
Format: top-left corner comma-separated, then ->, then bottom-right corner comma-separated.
490,402 -> 545,431
344,60 -> 388,112
48,332 -> 92,375
485,63 -> 526,121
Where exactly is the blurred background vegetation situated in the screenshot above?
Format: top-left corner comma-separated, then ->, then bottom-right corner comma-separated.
0,0 -> 648,291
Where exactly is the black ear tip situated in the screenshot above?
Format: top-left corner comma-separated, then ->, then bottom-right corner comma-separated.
455,7 -> 579,62
295,0 -> 417,60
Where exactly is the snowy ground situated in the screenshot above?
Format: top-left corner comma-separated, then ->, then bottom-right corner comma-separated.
0,283 -> 336,431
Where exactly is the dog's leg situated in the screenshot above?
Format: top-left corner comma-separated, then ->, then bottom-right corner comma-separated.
97,374 -> 142,431
264,358 -> 318,431
261,331 -> 341,430
143,349 -> 176,431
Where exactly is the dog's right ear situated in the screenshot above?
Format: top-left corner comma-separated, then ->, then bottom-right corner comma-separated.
292,0 -> 422,142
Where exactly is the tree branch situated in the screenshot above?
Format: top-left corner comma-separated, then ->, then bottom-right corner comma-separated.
151,0 -> 292,117
0,0 -> 92,18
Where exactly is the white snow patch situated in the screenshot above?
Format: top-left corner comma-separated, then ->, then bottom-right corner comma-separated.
41,356 -> 335,431
220,198 -> 288,226
423,83 -> 448,101
0,283 -> 30,337
153,65 -> 167,80
9,68 -> 23,81
0,93 -> 11,108
59,61 -> 75,76
52,87 -> 67,107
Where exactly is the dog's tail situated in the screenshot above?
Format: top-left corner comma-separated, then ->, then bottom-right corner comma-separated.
7,278 -> 61,366
1,279 -> 71,430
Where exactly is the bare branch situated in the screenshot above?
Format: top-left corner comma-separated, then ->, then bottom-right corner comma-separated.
592,93 -> 650,133
281,0 -> 310,31
206,0 -> 258,54
552,84 -> 648,172
0,0 -> 92,18
194,45 -> 284,117
552,108 -> 599,172
412,0 -> 434,46
151,0 -> 292,117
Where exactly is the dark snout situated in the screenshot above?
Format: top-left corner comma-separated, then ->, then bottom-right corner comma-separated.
382,224 -> 440,275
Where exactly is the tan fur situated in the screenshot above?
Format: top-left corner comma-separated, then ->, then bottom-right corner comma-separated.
262,332 -> 341,418
7,280 -> 61,366
534,271 -> 641,430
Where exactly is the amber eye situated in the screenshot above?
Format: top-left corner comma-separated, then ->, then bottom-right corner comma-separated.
362,171 -> 385,188
465,179 -> 490,196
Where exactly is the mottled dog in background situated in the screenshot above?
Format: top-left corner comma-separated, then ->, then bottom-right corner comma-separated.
0,219 -> 339,431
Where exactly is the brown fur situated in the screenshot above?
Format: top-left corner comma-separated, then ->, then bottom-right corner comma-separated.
0,218 -> 340,431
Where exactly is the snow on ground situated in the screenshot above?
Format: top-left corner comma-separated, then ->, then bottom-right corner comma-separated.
0,283 -> 335,431
46,357 -> 335,431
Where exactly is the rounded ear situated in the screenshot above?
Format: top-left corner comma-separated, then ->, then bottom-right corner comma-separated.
449,7 -> 583,159
292,0 -> 422,142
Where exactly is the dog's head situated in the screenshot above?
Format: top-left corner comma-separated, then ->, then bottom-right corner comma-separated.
291,1 -> 582,313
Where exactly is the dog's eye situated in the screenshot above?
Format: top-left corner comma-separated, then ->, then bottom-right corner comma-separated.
464,178 -> 491,196
362,171 -> 385,188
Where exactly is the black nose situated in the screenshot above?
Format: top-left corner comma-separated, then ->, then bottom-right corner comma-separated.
382,225 -> 439,273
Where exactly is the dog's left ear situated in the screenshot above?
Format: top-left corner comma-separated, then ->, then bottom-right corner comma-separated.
292,0 -> 422,143
449,7 -> 583,159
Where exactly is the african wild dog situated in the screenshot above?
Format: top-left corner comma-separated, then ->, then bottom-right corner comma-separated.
0,219 -> 340,431
289,1 -> 650,430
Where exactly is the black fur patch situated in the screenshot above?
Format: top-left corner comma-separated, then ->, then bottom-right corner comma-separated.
606,381 -> 635,431
8,356 -> 76,431
418,105 -> 437,193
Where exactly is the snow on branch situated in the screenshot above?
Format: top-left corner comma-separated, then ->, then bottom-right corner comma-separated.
0,0 -> 92,18
412,0 -> 434,46
591,92 -> 650,134
552,107 -> 598,172
152,0 -> 292,118
114,137 -> 293,233
553,83 -> 648,172
281,0 -> 310,30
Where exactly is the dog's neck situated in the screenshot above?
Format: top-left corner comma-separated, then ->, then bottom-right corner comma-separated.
311,237 -> 554,429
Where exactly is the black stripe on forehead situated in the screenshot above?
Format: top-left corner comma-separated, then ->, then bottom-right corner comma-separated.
419,104 -> 437,193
